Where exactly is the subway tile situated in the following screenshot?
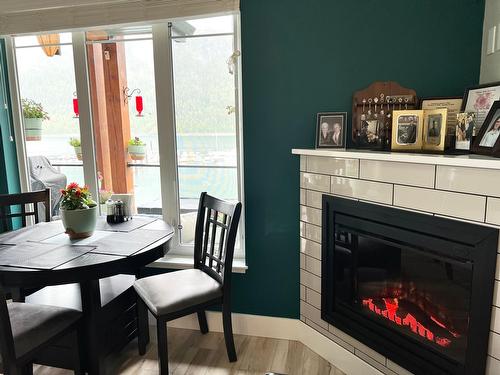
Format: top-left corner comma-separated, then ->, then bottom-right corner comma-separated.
496,255 -> 500,280
305,255 -> 321,276
489,331 -> 500,358
301,300 -> 328,330
299,253 -> 305,269
360,160 -> 435,188
300,155 -> 306,172
307,156 -> 359,177
487,198 -> 500,226
305,319 -> 355,353
300,285 -> 306,301
386,360 -> 414,375
300,172 -> 330,192
305,288 -> 321,309
299,221 -> 305,237
300,188 -> 306,205
300,314 -> 306,322
305,223 -> 322,243
436,166 -> 500,197
332,327 -> 386,365
494,281 -> 500,307
331,177 -> 393,205
393,185 -> 486,222
355,350 -> 395,374
300,269 -> 321,293
300,205 -> 321,226
492,307 -> 500,333
300,238 -> 321,260
306,190 -> 323,209
487,355 -> 500,375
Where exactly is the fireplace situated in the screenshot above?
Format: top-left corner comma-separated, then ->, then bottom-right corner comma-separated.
321,196 -> 498,375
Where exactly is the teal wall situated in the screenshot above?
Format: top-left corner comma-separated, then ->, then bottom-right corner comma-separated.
0,39 -> 20,197
235,0 -> 485,318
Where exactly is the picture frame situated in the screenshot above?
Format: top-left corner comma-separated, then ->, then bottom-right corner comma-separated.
471,100 -> 500,157
391,110 -> 424,151
420,97 -> 462,147
455,112 -> 477,151
422,108 -> 448,151
462,81 -> 500,131
315,112 -> 347,149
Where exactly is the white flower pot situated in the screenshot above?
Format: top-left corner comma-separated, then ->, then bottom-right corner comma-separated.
24,118 -> 43,141
60,206 -> 97,239
128,144 -> 147,161
73,146 -> 82,161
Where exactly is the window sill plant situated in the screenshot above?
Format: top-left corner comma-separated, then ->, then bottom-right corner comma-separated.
59,182 -> 97,239
128,137 -> 147,161
69,137 -> 82,160
22,98 -> 49,141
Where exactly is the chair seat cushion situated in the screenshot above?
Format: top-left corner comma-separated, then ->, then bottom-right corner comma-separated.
25,274 -> 136,310
134,269 -> 222,316
9,302 -> 81,359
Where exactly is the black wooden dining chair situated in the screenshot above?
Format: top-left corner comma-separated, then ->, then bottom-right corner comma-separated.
0,189 -> 51,233
134,192 -> 242,375
0,285 -> 83,375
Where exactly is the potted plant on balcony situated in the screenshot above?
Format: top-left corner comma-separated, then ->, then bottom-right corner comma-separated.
128,137 -> 147,161
59,182 -> 97,239
69,137 -> 82,160
22,99 -> 49,141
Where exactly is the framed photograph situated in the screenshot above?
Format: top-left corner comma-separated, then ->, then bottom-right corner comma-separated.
455,112 -> 477,151
463,81 -> 500,130
315,112 -> 347,149
471,100 -> 500,157
391,110 -> 423,151
422,108 -> 447,151
420,97 -> 463,144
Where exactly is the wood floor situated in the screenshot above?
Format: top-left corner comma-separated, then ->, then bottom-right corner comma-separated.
33,327 -> 346,375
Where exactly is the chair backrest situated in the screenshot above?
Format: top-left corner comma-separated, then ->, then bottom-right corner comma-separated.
0,189 -> 51,232
0,285 -> 16,368
193,192 -> 242,290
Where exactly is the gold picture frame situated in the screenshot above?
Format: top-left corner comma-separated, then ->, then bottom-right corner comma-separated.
422,108 -> 448,151
391,110 -> 424,151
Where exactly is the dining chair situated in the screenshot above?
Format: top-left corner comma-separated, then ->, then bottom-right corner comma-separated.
134,192 -> 242,375
0,285 -> 83,375
0,189 -> 51,302
0,189 -> 51,232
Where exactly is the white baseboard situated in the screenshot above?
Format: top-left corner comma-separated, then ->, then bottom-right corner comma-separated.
159,312 -> 383,375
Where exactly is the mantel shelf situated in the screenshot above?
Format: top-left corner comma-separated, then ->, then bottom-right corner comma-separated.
292,148 -> 500,170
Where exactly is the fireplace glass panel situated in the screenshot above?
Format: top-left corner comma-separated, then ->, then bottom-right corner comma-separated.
334,228 -> 473,364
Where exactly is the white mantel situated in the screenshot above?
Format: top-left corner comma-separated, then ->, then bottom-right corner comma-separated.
292,148 -> 500,170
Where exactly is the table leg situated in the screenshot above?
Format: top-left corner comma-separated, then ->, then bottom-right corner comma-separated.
80,279 -> 104,375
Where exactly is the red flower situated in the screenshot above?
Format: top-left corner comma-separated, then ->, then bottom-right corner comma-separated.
75,189 -> 81,197
67,182 -> 79,190
60,189 -> 67,195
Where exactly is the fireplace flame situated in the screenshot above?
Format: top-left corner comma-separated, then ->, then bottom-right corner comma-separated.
362,298 -> 458,347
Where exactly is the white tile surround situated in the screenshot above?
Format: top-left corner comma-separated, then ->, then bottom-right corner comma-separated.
294,150 -> 500,375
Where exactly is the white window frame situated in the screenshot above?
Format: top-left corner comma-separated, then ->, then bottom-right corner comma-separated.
5,13 -> 246,272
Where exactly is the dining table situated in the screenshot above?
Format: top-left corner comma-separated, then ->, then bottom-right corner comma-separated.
0,215 -> 174,375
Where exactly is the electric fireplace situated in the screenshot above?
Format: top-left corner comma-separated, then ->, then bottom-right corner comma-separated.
321,196 -> 498,375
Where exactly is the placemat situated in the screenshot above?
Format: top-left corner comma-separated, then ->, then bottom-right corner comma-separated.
89,229 -> 168,256
95,216 -> 157,233
0,242 -> 94,270
0,222 -> 64,245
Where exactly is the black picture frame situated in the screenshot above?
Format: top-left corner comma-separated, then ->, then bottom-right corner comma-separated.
315,112 -> 347,149
471,100 -> 500,157
462,81 -> 500,111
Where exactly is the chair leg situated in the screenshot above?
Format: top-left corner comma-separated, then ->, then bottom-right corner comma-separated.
21,363 -> 33,375
197,310 -> 209,334
73,326 -> 85,375
137,298 -> 150,355
222,302 -> 237,362
156,319 -> 169,375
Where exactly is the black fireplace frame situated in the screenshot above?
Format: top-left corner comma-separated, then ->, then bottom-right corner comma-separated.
321,196 -> 498,375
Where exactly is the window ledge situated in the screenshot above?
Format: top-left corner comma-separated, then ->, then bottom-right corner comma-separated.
149,254 -> 248,273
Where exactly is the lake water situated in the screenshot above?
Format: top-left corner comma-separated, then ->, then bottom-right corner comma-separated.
25,134 -> 238,210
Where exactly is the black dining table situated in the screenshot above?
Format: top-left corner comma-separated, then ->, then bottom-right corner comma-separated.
0,216 -> 174,374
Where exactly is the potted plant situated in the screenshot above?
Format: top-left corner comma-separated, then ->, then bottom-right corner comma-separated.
69,137 -> 82,160
59,182 -> 98,239
22,99 -> 49,141
128,137 -> 147,161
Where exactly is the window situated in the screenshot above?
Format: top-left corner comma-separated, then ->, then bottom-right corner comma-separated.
8,13 -> 245,268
